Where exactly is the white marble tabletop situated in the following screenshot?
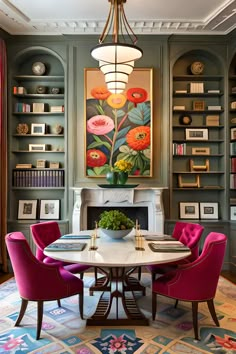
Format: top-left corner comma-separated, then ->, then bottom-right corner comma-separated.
44,229 -> 191,268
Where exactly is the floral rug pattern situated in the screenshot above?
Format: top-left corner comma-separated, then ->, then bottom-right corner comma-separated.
0,275 -> 235,353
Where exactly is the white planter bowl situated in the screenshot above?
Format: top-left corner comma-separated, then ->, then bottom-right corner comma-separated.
100,228 -> 132,239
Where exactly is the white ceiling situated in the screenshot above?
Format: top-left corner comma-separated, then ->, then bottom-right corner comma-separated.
0,0 -> 236,36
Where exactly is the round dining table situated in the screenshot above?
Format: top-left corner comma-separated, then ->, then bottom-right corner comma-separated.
44,229 -> 191,326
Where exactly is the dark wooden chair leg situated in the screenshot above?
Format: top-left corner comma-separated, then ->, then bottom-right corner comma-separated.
138,266 -> 142,280
80,272 -> 84,280
152,292 -> 157,320
57,300 -> 61,307
36,301 -> 44,340
207,299 -> 219,326
79,292 -> 84,320
15,298 -> 28,326
174,299 -> 178,308
192,301 -> 199,341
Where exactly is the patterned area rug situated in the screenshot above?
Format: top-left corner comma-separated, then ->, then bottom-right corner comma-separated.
0,273 -> 235,353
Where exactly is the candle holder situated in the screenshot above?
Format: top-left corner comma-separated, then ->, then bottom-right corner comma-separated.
135,221 -> 145,250
89,222 -> 98,250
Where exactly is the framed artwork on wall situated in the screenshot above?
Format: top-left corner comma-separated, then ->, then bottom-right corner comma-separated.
84,68 -> 153,177
18,199 -> 38,219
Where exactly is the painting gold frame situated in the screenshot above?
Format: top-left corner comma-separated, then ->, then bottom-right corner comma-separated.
84,68 -> 153,177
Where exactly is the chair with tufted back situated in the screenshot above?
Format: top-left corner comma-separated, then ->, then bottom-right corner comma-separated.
31,221 -> 90,278
5,232 -> 84,340
146,222 -> 204,281
152,232 -> 227,340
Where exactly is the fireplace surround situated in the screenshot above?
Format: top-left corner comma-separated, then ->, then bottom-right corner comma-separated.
72,185 -> 166,233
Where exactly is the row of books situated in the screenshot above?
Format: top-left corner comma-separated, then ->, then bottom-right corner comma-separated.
230,174 -> 236,189
173,143 -> 187,155
12,169 -> 64,187
231,157 -> 236,172
14,103 -> 64,113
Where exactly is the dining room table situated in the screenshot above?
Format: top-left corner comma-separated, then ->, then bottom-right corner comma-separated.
44,229 -> 191,326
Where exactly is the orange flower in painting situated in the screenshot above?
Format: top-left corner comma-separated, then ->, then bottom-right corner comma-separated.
91,86 -> 111,100
126,126 -> 150,151
86,149 -> 107,167
126,87 -> 147,104
107,93 -> 127,109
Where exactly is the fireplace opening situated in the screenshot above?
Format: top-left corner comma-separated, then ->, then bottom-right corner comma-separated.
87,206 -> 148,230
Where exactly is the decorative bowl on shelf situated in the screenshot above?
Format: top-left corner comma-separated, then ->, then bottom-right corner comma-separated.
32,62 -> 46,76
100,228 -> 132,239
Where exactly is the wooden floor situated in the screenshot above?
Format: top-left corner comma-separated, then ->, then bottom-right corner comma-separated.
0,270 -> 236,285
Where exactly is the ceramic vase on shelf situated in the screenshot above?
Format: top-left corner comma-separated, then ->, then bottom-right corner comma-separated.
118,172 -> 128,185
106,171 -> 118,185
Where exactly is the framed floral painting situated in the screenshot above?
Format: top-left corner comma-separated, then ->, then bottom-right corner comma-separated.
84,68 -> 153,177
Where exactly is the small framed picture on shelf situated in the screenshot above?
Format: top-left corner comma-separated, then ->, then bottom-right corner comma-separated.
31,123 -> 46,135
230,206 -> 236,220
29,144 -> 46,152
40,199 -> 60,220
18,200 -> 38,220
206,115 -> 219,126
231,128 -> 236,140
193,101 -> 205,111
179,202 -> 199,219
192,147 -> 210,155
200,202 -> 218,219
186,128 -> 208,141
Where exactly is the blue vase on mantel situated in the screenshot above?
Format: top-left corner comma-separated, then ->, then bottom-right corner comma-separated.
106,171 -> 118,185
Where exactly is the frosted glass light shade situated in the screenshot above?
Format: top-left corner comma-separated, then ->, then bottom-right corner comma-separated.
91,43 -> 142,64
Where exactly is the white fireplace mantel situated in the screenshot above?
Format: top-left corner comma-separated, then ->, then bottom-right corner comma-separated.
72,185 -> 167,233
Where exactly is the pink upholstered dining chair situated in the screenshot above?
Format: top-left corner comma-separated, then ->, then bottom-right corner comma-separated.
5,232 -> 84,340
30,221 -> 90,278
146,222 -> 204,281
152,232 -> 227,340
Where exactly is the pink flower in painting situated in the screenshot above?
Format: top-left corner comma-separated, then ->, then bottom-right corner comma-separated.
87,115 -> 114,135
109,335 -> 127,352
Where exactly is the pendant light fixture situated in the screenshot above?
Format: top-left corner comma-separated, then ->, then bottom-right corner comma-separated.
91,0 -> 143,94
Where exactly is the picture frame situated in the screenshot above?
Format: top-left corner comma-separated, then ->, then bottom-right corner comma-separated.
231,128 -> 236,140
29,144 -> 46,151
84,68 -> 153,177
200,202 -> 218,219
230,206 -> 236,220
31,123 -> 46,135
192,147 -> 210,155
179,202 -> 199,219
18,199 -> 38,219
186,128 -> 208,141
40,199 -> 60,220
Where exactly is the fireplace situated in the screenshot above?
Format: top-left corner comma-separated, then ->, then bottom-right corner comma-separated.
72,186 -> 166,233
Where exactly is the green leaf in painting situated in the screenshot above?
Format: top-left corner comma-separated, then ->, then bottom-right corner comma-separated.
128,102 -> 150,125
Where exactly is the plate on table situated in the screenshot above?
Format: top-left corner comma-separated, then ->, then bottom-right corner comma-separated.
98,184 -> 139,188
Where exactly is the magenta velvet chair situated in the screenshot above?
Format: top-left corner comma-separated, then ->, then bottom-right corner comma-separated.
5,232 -> 84,340
152,232 -> 227,340
30,221 -> 90,278
146,222 -> 204,281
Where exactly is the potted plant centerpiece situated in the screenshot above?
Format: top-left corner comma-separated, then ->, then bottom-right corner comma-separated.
98,209 -> 135,239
